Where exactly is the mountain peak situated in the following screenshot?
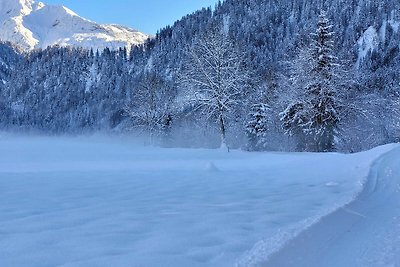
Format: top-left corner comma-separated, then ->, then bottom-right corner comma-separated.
0,0 -> 148,50
1,0 -> 42,16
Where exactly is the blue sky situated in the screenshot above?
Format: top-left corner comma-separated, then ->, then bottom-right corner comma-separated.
44,0 -> 220,34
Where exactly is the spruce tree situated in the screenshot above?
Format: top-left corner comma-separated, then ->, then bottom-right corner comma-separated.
246,103 -> 271,150
281,11 -> 340,152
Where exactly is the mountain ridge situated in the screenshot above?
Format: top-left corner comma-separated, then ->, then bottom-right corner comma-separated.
0,0 -> 149,50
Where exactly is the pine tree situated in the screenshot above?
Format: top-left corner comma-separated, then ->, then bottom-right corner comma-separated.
281,11 -> 341,152
246,103 -> 271,150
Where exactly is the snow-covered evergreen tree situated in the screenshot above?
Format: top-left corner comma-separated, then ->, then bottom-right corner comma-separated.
246,103 -> 271,150
281,11 -> 341,152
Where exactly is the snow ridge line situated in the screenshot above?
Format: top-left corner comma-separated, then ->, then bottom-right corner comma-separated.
236,145 -> 399,267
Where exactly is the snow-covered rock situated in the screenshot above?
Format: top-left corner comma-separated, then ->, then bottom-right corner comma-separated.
356,26 -> 379,67
0,0 -> 149,51
356,11 -> 400,67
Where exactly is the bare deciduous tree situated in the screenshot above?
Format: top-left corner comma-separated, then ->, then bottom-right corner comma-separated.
125,72 -> 175,144
180,30 -> 250,151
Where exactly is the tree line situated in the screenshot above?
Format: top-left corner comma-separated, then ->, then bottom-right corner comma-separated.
0,0 -> 399,152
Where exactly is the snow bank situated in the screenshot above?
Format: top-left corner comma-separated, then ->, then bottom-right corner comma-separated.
0,135 -> 396,267
263,145 -> 400,266
237,144 -> 399,266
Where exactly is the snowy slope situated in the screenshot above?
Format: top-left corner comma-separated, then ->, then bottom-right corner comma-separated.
0,135 -> 397,267
0,0 -> 149,51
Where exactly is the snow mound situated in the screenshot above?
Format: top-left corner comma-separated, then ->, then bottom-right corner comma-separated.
205,161 -> 220,172
325,182 -> 339,187
0,0 -> 149,51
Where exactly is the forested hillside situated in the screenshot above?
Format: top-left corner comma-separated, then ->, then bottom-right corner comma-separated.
0,0 -> 399,151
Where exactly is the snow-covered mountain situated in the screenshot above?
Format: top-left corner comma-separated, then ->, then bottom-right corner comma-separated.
0,0 -> 149,51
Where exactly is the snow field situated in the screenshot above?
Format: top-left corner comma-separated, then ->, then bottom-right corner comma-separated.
0,135 -> 396,267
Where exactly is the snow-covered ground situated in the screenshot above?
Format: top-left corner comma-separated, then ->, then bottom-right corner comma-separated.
0,135 -> 397,267
265,145 -> 400,267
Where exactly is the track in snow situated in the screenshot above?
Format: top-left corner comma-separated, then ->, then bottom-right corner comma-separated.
264,147 -> 400,267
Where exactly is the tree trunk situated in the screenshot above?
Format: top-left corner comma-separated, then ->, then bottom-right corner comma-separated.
219,113 -> 229,152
